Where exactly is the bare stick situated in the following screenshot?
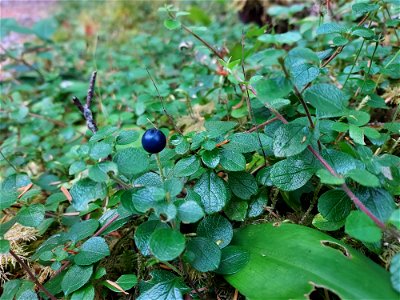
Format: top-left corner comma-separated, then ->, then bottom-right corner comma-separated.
72,72 -> 99,134
86,71 -> 97,107
9,250 -> 57,300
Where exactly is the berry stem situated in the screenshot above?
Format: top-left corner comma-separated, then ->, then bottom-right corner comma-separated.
155,153 -> 165,182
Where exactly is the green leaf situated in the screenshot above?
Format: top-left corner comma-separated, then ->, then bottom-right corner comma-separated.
104,274 -> 137,293
149,228 -> 185,261
67,219 -> 99,243
355,187 -> 395,222
390,253 -> 400,293
318,190 -> 352,222
194,171 -> 228,213
61,265 -> 93,295
201,149 -> 220,168
113,148 -> 149,178
346,169 -> 380,187
248,195 -> 268,218
312,213 -> 346,231
197,215 -> 233,248
70,178 -> 107,211
173,155 -> 200,177
225,199 -> 248,221
352,3 -> 379,14
270,158 -> 315,191
317,23 -> 348,35
258,31 -> 302,45
17,290 -> 38,300
351,27 -> 374,38
204,121 -> 237,137
0,239 -> 10,253
71,285 -> 95,300
88,161 -> 118,183
285,47 -> 320,89
346,110 -> 370,126
132,187 -> 165,213
184,237 -> 221,272
228,172 -> 258,200
89,141 -> 112,160
349,124 -> 365,145
177,200 -> 204,224
389,209 -> 400,230
116,130 -> 139,145
138,270 -> 189,300
316,169 -> 345,185
225,223 -> 397,300
322,149 -> 359,175
304,84 -> 348,116
220,149 -> 246,171
69,161 -> 86,175
273,123 -> 311,157
345,211 -> 382,243
74,237 -> 110,265
134,220 -> 169,256
17,204 -> 45,228
164,19 -> 181,30
253,77 -> 292,107
224,133 -> 260,153
215,246 -> 250,275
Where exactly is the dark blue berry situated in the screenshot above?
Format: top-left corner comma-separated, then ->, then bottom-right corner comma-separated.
141,128 -> 167,154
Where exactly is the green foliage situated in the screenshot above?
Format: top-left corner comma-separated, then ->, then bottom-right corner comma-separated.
1,0 -> 399,299
226,223 -> 398,300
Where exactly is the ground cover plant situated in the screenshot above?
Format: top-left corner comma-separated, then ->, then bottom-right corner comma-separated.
0,0 -> 399,299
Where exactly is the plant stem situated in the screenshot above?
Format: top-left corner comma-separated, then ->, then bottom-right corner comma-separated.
155,153 -> 165,182
9,250 -> 57,300
342,39 -> 365,88
279,58 -> 315,130
0,150 -> 18,172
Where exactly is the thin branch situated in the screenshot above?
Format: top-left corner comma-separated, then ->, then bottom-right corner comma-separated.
0,44 -> 45,82
9,250 -> 57,300
246,117 -> 279,133
94,213 -> 120,237
146,68 -> 182,134
181,24 -> 224,61
279,58 -> 315,130
321,13 -> 370,68
0,149 -> 18,172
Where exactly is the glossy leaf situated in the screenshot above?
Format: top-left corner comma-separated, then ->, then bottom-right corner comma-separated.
228,172 -> 258,200
149,228 -> 185,261
184,237 -> 221,272
273,123 -> 311,157
197,215 -> 233,248
345,211 -> 382,243
225,223 -> 397,300
318,190 -> 352,222
194,171 -> 228,213
62,265 -> 93,295
74,237 -> 110,265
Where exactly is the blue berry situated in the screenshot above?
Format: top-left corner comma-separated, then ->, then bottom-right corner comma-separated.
141,128 -> 167,154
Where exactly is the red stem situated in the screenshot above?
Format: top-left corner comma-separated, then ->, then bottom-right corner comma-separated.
9,250 -> 58,300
